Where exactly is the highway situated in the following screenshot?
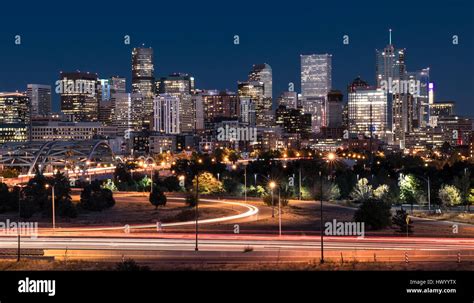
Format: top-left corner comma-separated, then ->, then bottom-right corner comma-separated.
1,235 -> 474,263
0,194 -> 473,265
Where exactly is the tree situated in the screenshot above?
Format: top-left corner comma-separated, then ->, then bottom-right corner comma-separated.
8,186 -> 21,212
0,183 -> 11,213
20,171 -> 48,218
350,178 -> 373,203
392,209 -> 414,234
453,172 -> 471,209
353,199 -> 392,230
161,176 -> 180,192
1,168 -> 19,178
48,172 -> 77,218
114,163 -> 136,190
149,186 -> 167,209
79,181 -> 115,211
399,174 -> 421,208
438,185 -> 462,207
137,176 -> 152,192
103,179 -> 118,192
312,180 -> 341,201
262,188 -> 290,207
185,192 -> 197,207
222,177 -> 243,196
335,171 -> 357,199
373,184 -> 389,200
247,185 -> 266,197
192,172 -> 224,194
467,188 -> 474,211
115,258 -> 150,271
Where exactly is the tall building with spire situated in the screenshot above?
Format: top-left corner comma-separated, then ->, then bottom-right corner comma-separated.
375,29 -> 406,88
132,46 -> 155,129
376,30 -> 408,147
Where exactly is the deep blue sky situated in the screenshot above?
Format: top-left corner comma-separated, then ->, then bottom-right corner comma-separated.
1,0 -> 473,115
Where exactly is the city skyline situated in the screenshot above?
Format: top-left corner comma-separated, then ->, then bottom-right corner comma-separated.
1,1 -> 473,115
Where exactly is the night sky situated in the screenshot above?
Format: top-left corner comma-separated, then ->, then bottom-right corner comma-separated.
1,0 -> 473,115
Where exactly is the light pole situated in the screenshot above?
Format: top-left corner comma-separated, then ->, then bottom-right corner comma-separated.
85,160 -> 91,184
195,172 -> 199,251
17,186 -> 21,262
319,170 -> 324,264
244,164 -> 247,202
299,167 -> 302,201
149,163 -> 155,194
46,184 -> 56,230
195,159 -> 202,252
278,187 -> 282,236
319,152 -> 336,264
269,181 -> 276,218
427,176 -> 431,211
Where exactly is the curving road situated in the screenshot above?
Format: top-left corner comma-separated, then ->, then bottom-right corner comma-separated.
62,198 -> 259,232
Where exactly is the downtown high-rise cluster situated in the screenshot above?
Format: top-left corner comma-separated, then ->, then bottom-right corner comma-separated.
0,34 -> 472,159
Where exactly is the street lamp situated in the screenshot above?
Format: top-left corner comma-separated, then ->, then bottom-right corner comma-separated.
319,170 -> 324,264
319,152 -> 338,264
243,164 -> 248,203
195,159 -> 202,251
269,181 -> 276,218
278,187 -> 282,236
45,184 -> 56,230
149,163 -> 155,194
85,160 -> 91,184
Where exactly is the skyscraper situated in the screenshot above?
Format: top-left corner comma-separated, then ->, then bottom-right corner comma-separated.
300,54 -> 332,132
275,105 -> 312,136
111,93 -> 132,136
348,86 -> 391,142
132,47 -> 155,129
59,71 -> 99,122
277,91 -> 298,109
192,94 -> 205,132
327,90 -> 343,128
238,82 -> 271,127
0,92 -> 30,143
100,77 -> 127,126
375,30 -> 406,88
153,94 -> 180,134
248,64 -> 272,99
27,84 -> 51,117
109,76 -> 126,94
157,73 -> 195,133
406,68 -> 430,127
301,54 -> 332,98
240,98 -> 256,126
201,90 -> 240,130
376,30 -> 408,147
157,73 -> 195,95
